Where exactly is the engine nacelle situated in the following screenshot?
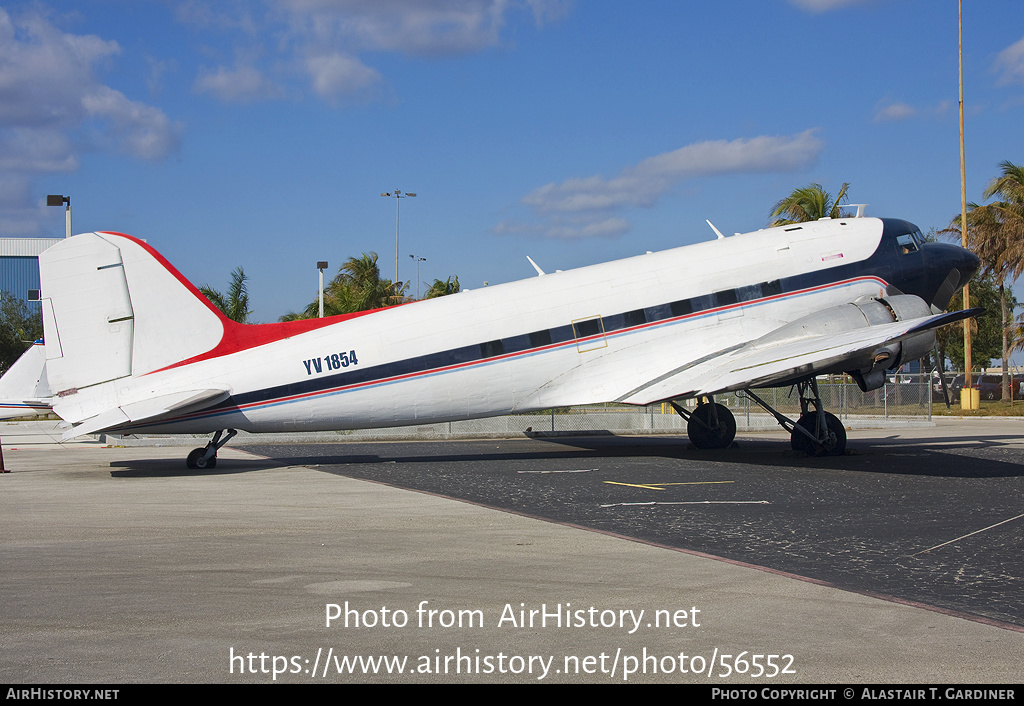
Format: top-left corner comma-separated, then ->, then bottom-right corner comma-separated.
848,295 -> 935,392
752,294 -> 936,393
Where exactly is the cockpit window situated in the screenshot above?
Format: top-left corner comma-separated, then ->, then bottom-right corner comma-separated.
897,233 -> 920,254
881,218 -> 927,255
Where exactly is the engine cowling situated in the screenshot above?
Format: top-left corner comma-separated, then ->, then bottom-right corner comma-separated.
846,295 -> 935,392
751,294 -> 936,392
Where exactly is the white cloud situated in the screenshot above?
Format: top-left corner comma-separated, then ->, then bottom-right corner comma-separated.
175,0 -> 261,34
524,0 -> 573,25
494,214 -> 630,240
994,35 -> 1024,86
81,86 -> 181,160
787,0 -> 875,11
179,0 -> 570,103
872,98 -> 951,123
500,131 -> 823,239
873,101 -> 916,122
0,128 -> 77,173
277,0 -> 570,56
523,131 -> 823,215
195,64 -> 286,102
544,217 -> 631,240
0,8 -> 180,234
304,52 -> 382,99
0,9 -> 120,128
0,175 -> 51,235
284,0 -> 509,56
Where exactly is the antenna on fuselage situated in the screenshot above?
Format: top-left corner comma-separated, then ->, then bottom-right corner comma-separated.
706,220 -> 726,239
526,256 -> 546,276
846,204 -> 868,218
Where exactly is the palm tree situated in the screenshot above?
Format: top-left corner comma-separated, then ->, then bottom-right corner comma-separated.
200,266 -> 251,323
935,272 -> 1003,373
283,252 -> 409,320
334,252 -> 405,311
423,275 -> 460,299
949,161 -> 1024,400
770,183 -> 851,225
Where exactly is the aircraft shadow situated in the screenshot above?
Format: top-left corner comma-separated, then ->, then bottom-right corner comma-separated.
109,456 -> 280,478
239,431 -> 1024,479
533,433 -> 1024,479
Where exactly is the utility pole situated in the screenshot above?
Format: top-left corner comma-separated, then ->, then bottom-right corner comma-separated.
959,0 -> 973,396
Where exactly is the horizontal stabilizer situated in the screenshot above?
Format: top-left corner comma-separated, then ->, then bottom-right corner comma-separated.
62,388 -> 230,440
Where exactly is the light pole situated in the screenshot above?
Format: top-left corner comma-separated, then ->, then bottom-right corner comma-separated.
46,194 -> 71,238
409,255 -> 426,299
317,261 -> 329,318
381,190 -> 416,288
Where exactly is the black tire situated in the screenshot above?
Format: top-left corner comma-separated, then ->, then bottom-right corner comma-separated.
687,403 -> 736,449
790,414 -> 815,454
186,448 -> 217,469
790,412 -> 846,456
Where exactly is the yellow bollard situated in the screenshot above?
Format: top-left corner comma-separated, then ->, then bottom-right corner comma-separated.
960,387 -> 980,410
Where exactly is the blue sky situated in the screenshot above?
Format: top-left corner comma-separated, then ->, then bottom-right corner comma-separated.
3,0 -> 1023,323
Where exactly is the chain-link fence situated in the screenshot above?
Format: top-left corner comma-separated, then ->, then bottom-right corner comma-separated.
698,375 -> 932,431
331,374 -> 932,440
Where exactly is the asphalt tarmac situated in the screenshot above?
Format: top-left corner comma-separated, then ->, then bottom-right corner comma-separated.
246,421 -> 1024,629
1,418 -> 1022,684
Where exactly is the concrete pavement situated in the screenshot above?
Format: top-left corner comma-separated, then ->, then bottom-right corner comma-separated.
1,419 -> 1021,684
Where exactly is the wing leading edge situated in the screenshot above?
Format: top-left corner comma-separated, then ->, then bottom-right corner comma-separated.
617,308 -> 982,405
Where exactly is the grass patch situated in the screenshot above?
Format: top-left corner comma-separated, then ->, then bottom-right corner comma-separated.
932,401 -> 1024,416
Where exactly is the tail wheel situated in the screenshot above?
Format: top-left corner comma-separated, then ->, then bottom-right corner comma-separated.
687,403 -> 736,449
791,412 -> 846,456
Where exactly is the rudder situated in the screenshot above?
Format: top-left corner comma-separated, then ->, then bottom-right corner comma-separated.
39,232 -> 226,423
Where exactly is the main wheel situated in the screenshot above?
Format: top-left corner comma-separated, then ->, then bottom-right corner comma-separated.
790,412 -> 846,456
186,448 -> 217,469
687,403 -> 736,449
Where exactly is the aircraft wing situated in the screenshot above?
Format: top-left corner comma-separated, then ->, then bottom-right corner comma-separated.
618,309 -> 979,405
61,388 -> 230,440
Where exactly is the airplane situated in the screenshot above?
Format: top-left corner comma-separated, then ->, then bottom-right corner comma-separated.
36,215 -> 980,467
0,341 -> 53,420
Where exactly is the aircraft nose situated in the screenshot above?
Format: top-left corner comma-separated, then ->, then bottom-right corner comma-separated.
927,243 -> 981,311
960,247 -> 981,282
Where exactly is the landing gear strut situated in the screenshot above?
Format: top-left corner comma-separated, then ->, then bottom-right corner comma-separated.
671,396 -> 737,449
744,379 -> 846,456
186,429 -> 237,469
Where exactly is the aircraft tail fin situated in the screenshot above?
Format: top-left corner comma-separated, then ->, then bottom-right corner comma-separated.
38,232 -> 227,425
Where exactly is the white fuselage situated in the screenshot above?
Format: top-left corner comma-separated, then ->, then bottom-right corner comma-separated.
120,218 -> 889,435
